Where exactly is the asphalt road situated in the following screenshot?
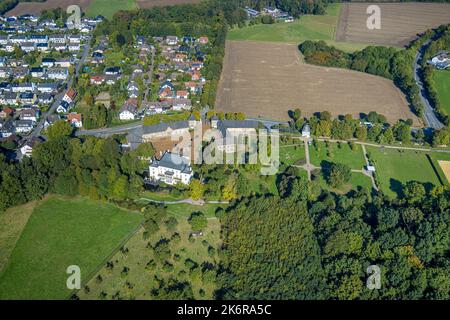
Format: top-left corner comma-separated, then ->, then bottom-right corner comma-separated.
414,40 -> 444,130
26,36 -> 92,141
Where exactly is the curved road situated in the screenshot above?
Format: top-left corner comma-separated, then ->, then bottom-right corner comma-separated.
414,40 -> 444,130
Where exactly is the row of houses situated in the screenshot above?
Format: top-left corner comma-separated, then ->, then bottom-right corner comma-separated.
244,6 -> 294,22
0,66 -> 69,80
0,14 -> 102,35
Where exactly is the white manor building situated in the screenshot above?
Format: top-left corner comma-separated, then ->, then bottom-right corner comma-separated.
149,152 -> 193,185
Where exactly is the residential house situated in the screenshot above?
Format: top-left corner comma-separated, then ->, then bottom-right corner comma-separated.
119,99 -> 138,120
67,112 -> 83,128
30,66 -> 45,78
36,83 -> 58,93
63,88 -> 76,104
41,57 -> 56,67
48,34 -> 66,43
54,59 -> 71,68
14,119 -> 34,133
37,93 -> 53,105
166,36 -> 178,46
19,108 -> 38,122
47,67 -> 69,80
18,92 -> 36,104
149,152 -> 193,185
56,100 -> 71,113
12,82 -> 33,93
90,75 -> 105,85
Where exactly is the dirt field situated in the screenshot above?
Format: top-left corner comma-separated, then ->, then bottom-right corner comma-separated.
137,0 -> 201,8
438,160 -> 450,183
336,3 -> 450,46
215,41 -> 417,124
6,0 -> 93,16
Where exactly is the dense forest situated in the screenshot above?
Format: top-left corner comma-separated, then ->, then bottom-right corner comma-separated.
218,174 -> 449,299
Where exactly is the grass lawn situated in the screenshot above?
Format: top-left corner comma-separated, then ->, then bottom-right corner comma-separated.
310,141 -> 366,170
164,203 -> 223,219
227,4 -> 368,52
86,0 -> 137,20
432,70 -> 450,116
428,152 -> 450,186
280,143 -> 306,166
0,201 -> 36,274
77,210 -> 221,300
349,172 -> 374,190
0,196 -> 142,300
312,171 -> 373,193
366,146 -> 441,198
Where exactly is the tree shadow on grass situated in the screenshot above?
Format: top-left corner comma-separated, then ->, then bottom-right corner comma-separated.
389,178 -> 403,197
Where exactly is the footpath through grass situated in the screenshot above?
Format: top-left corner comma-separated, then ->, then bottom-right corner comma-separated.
0,196 -> 142,299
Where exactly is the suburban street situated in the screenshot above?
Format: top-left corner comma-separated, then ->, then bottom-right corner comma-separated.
414,40 -> 444,130
25,35 -> 92,141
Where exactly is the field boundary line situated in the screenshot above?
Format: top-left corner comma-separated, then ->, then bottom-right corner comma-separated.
426,154 -> 445,186
67,221 -> 144,300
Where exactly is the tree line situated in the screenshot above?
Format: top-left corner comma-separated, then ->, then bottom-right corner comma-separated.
218,173 -> 449,299
0,121 -> 154,212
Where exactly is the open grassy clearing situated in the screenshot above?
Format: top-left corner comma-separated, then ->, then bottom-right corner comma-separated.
0,196 -> 142,300
78,209 -> 221,300
311,171 -> 373,193
366,146 -> 441,198
0,201 -> 37,274
216,40 -> 415,124
227,4 -> 367,53
309,141 -> 366,170
432,70 -> 450,116
336,3 -> 450,47
86,0 -> 137,19
280,143 -> 306,166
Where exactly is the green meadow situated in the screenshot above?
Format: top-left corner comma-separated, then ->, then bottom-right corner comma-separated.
0,197 -> 142,299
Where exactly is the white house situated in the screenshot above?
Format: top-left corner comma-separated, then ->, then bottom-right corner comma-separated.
119,99 -> 138,120
149,152 -> 193,185
301,124 -> 311,138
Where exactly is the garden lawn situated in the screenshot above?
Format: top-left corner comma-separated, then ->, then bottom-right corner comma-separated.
310,141 -> 366,170
0,196 -> 142,300
366,146 -> 441,197
86,0 -> 137,20
432,70 -> 450,116
280,143 -> 306,166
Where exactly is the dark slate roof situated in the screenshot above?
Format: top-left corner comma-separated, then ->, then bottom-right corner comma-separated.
142,120 -> 189,135
150,152 -> 192,174
217,119 -> 260,137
